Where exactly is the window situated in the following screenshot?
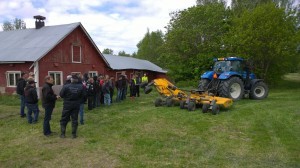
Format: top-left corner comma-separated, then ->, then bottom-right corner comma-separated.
71,72 -> 81,76
48,71 -> 62,85
6,71 -> 21,87
89,71 -> 98,78
72,45 -> 81,63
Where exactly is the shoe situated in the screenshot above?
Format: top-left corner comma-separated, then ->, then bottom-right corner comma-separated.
72,135 -> 77,139
20,114 -> 26,118
60,134 -> 65,138
32,121 -> 37,124
80,122 -> 84,125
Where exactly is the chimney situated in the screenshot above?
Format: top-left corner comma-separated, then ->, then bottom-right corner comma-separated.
33,15 -> 46,29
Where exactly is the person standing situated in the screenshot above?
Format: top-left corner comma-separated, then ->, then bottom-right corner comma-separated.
109,77 -> 115,104
16,72 -> 28,118
115,76 -> 123,102
41,76 -> 59,136
135,74 -> 141,97
86,77 -> 94,110
59,75 -> 84,139
141,73 -> 149,91
78,75 -> 87,125
24,79 -> 39,124
102,75 -> 111,106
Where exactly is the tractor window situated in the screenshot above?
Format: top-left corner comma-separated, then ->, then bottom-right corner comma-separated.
214,61 -> 231,72
231,61 -> 242,72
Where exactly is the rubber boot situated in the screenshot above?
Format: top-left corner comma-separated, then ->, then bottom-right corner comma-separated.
60,125 -> 66,138
72,125 -> 77,139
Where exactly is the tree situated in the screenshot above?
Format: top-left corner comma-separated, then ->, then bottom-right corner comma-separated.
136,29 -> 164,66
118,51 -> 131,57
160,2 -> 230,82
226,3 -> 299,83
102,48 -> 114,55
2,18 -> 26,31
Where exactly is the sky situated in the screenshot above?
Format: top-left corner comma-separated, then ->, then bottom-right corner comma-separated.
0,0 -> 196,54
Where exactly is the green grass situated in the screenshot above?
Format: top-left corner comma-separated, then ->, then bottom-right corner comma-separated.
0,77 -> 299,168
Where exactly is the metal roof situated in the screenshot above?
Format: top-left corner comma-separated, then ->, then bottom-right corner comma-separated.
0,22 -> 109,66
103,54 -> 167,73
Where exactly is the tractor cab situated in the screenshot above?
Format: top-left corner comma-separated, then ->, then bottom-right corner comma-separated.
213,57 -> 243,74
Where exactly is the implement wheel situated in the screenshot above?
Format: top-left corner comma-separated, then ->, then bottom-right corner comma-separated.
179,100 -> 185,109
211,100 -> 220,115
166,98 -> 174,107
187,101 -> 196,111
202,104 -> 210,113
155,98 -> 162,107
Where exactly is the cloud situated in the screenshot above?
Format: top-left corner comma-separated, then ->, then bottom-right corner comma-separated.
0,0 -> 195,54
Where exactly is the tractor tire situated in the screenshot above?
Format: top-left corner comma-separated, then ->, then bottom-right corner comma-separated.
180,100 -> 185,109
218,77 -> 244,101
166,98 -> 174,107
211,100 -> 220,115
202,104 -> 210,113
187,101 -> 196,111
154,98 -> 162,107
144,86 -> 152,94
249,81 -> 269,100
198,79 -> 210,91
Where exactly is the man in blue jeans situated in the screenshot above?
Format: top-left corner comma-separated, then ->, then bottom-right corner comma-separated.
24,79 -> 39,124
16,72 -> 28,118
42,76 -> 59,136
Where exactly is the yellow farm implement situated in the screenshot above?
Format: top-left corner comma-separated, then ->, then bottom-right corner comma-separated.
145,78 -> 233,114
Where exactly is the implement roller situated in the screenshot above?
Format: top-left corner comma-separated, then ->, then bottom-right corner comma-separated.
145,78 -> 233,115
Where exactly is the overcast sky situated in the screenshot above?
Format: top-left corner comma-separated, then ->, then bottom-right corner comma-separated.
0,0 -> 196,54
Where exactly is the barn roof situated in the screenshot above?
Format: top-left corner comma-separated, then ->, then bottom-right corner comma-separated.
0,22 -> 109,66
103,54 -> 167,73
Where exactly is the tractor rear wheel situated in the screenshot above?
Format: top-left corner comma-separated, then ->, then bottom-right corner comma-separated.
250,81 -> 268,100
198,79 -> 210,91
218,77 -> 244,101
154,98 -> 162,107
187,102 -> 196,111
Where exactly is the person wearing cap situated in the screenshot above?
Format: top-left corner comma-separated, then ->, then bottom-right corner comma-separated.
64,75 -> 72,85
42,76 -> 60,136
59,74 -> 84,138
24,79 -> 39,124
16,72 -> 28,118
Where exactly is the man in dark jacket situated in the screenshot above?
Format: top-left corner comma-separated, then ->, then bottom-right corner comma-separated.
24,79 -> 39,124
42,76 -> 59,136
59,75 -> 84,138
16,72 -> 28,118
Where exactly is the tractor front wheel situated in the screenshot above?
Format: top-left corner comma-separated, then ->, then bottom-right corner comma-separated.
219,77 -> 244,101
250,81 -> 268,100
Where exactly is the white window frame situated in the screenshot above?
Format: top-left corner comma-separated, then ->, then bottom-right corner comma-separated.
89,71 -> 98,78
71,45 -> 82,63
48,71 -> 63,85
6,71 -> 21,87
71,72 -> 81,76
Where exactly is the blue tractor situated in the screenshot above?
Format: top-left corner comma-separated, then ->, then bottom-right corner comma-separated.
198,57 -> 268,101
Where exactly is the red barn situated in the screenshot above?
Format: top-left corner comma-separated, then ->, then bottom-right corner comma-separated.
0,17 -> 167,95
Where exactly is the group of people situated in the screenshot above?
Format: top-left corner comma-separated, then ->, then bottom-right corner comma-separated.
16,71 -> 149,139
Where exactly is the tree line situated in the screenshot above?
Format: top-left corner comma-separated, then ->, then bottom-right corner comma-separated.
135,0 -> 300,84
2,0 -> 299,85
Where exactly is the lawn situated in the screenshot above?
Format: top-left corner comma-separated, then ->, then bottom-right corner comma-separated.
0,76 -> 299,168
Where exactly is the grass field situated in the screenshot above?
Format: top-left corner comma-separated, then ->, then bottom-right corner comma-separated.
0,75 -> 299,168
